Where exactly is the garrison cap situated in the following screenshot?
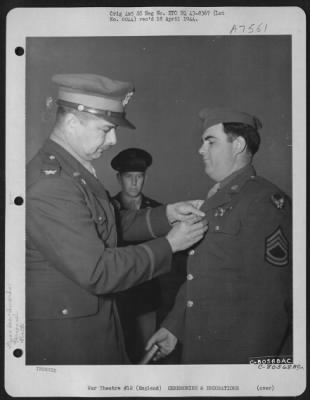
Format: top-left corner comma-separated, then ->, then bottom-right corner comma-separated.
111,148 -> 152,173
52,73 -> 135,129
199,108 -> 262,131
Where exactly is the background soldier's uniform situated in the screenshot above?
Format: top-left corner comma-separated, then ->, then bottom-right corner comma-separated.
162,164 -> 292,364
26,139 -> 173,364
113,192 -> 162,363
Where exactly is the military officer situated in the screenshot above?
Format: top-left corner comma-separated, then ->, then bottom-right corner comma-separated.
26,73 -> 207,365
146,107 -> 292,364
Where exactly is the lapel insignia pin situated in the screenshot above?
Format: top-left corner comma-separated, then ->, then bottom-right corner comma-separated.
215,207 -> 225,217
43,169 -> 57,175
231,185 -> 239,192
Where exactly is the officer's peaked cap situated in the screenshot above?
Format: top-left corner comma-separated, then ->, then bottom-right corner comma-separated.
52,74 -> 135,129
111,148 -> 152,173
199,107 -> 262,131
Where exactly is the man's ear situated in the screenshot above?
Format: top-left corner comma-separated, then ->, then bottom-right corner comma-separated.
233,136 -> 247,155
117,173 -> 121,185
65,112 -> 79,133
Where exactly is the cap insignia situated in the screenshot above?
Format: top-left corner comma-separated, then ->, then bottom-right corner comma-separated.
122,91 -> 134,107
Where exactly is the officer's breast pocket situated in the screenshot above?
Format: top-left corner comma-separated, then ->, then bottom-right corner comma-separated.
94,211 -> 109,239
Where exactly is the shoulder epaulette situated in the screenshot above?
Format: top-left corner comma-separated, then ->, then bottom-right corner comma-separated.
40,153 -> 61,177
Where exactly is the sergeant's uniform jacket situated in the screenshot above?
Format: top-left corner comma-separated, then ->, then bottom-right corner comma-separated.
162,165 -> 292,364
26,139 -> 172,365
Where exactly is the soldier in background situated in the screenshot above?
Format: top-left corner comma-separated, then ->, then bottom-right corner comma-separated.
112,148 -> 187,364
111,148 -> 161,363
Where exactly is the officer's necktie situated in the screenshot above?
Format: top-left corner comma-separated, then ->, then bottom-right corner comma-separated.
207,182 -> 221,199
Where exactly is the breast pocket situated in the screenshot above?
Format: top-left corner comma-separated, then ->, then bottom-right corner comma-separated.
208,206 -> 241,235
92,208 -> 109,239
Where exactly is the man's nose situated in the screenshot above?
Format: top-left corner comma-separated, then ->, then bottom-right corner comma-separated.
106,129 -> 117,146
198,143 -> 206,155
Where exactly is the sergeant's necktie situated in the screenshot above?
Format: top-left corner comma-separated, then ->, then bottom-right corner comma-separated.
207,182 -> 221,199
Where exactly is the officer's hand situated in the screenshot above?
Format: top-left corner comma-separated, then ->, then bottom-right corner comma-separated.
166,200 -> 205,224
145,328 -> 178,362
166,218 -> 208,253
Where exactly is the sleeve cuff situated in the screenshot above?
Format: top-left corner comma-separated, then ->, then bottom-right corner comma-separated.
147,205 -> 171,237
140,237 -> 173,279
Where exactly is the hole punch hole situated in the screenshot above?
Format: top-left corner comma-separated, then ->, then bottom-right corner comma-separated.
14,196 -> 24,206
13,349 -> 23,358
15,47 -> 24,56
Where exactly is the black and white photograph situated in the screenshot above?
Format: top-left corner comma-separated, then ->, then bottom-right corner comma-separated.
5,6 -> 306,397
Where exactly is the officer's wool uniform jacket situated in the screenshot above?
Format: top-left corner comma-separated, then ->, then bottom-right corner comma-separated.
162,165 -> 292,364
26,139 -> 172,365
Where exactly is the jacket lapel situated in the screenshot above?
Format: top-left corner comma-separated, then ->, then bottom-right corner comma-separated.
43,139 -> 110,200
201,165 -> 256,212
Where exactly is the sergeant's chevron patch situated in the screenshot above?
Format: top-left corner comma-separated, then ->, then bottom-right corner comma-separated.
265,226 -> 289,267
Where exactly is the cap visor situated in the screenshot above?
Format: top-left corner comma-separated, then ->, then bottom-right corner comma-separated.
103,114 -> 136,129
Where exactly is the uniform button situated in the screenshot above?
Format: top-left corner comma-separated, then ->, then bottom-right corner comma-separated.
187,300 -> 194,308
187,274 -> 194,281
215,225 -> 220,231
61,308 -> 69,315
98,216 -> 103,221
188,249 -> 195,256
49,155 -> 55,160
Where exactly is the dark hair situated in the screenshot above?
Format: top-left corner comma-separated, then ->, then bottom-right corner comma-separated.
223,122 -> 261,155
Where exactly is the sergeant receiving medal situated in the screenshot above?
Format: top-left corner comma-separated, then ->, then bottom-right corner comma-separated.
146,107 -> 292,364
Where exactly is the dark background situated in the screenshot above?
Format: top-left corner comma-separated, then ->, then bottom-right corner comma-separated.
26,35 -> 292,202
